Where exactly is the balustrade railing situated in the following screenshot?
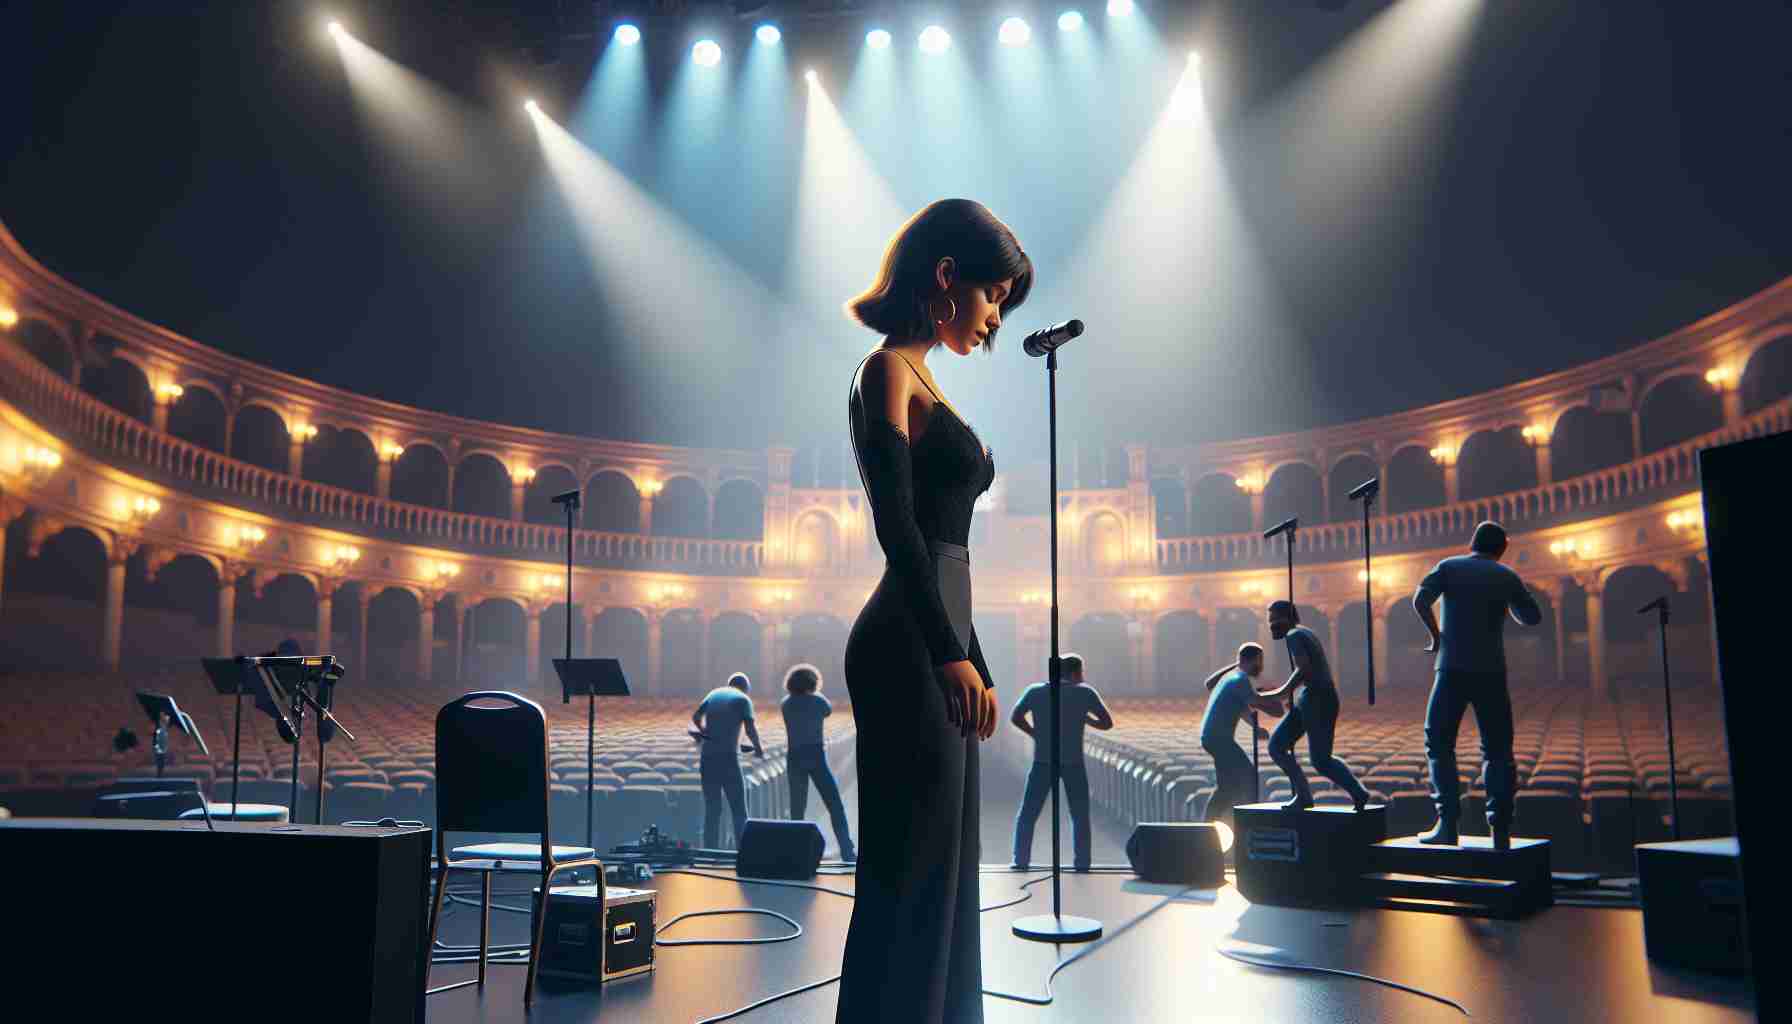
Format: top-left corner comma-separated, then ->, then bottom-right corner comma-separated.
1154,399 -> 1790,572
0,341 -> 764,573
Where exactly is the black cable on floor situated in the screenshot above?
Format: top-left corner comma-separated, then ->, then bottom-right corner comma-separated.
656,907 -> 803,947
1214,946 -> 1472,1017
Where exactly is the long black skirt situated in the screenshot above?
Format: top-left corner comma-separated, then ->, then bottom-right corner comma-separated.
836,546 -> 983,1024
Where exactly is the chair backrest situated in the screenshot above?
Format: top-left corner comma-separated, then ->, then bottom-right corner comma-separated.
435,691 -> 550,836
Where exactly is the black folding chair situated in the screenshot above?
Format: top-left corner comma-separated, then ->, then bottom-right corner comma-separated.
423,691 -> 604,1006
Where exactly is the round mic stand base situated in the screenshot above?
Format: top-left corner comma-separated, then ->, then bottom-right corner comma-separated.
1012,913 -> 1103,943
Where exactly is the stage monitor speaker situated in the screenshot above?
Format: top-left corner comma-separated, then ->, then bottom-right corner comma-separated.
736,818 -> 824,879
1636,837 -> 1745,972
1125,822 -> 1227,887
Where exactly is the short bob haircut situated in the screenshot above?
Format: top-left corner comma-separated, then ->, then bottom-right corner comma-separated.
784,663 -> 823,695
846,198 -> 1033,348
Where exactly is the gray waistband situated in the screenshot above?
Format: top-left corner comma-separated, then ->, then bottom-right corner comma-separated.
929,539 -> 969,563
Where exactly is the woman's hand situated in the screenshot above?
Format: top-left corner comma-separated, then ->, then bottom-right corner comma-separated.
976,686 -> 998,741
940,660 -> 984,738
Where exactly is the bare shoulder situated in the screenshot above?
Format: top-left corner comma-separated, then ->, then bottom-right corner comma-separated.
854,349 -> 915,429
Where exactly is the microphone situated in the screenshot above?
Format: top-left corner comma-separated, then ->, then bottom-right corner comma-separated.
1636,595 -> 1669,616
1263,517 -> 1298,540
551,489 -> 581,508
317,662 -> 345,743
1348,477 -> 1380,501
1022,319 -> 1084,358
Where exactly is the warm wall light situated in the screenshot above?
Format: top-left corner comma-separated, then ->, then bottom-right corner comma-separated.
128,496 -> 162,523
1020,590 -> 1049,606
1548,538 -> 1586,559
1429,444 -> 1458,466
0,306 -> 19,329
514,466 -> 538,484
638,478 -> 664,497
330,545 -> 361,569
154,382 -> 185,404
290,422 -> 319,442
20,445 -> 61,478
1704,365 -> 1738,391
1238,580 -> 1267,598
230,524 -> 267,550
1233,472 -> 1264,495
380,443 -> 405,461
760,588 -> 794,606
648,582 -> 689,603
1357,569 -> 1391,587
1521,424 -> 1551,446
1666,509 -> 1705,533
430,561 -> 461,582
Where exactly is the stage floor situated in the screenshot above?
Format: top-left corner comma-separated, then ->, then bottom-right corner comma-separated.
424,865 -> 1754,1024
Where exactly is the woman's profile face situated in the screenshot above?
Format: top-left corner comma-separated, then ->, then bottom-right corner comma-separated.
934,258 -> 1013,356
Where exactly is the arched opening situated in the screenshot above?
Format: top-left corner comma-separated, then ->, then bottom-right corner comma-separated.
652,476 -> 709,537
711,613 -> 763,686
788,614 -> 847,703
713,479 -> 766,540
452,452 -> 511,519
1190,473 -> 1250,536
17,320 -> 73,378
81,354 -> 151,424
585,471 -> 642,533
1512,586 -> 1556,687
591,608 -> 649,693
167,386 -> 227,452
1068,613 -> 1132,693
1385,445 -> 1445,513
539,600 -> 584,676
1151,477 -> 1188,538
1264,462 -> 1323,527
1,523 -> 109,667
230,405 -> 289,473
1601,565 -> 1680,695
1742,333 -> 1792,414
305,426 -> 378,495
130,552 -> 220,625
1335,602 -> 1370,694
237,574 -> 318,654
390,445 -> 450,509
1327,454 -> 1378,523
523,465 -> 580,525
1639,375 -> 1723,454
1458,426 -> 1537,501
1384,597 -> 1434,692
367,588 -> 422,681
1550,406 -> 1634,480
792,510 -> 838,570
1154,611 -> 1209,691
1081,510 -> 1126,575
661,608 -> 707,696
467,597 -> 526,685
1212,608 -> 1262,672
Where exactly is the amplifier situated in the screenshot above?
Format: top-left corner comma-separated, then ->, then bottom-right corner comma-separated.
1234,802 -> 1387,907
1636,837 -> 1746,972
531,884 -> 657,983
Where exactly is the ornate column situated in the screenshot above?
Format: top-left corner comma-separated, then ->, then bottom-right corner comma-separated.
761,616 -> 782,683
1534,442 -> 1553,486
376,443 -> 402,500
215,563 -> 244,657
765,447 -> 795,570
1250,490 -> 1265,533
645,609 -> 664,696
1371,609 -> 1389,687
524,600 -> 544,692
1721,389 -> 1743,426
0,496 -> 27,619
355,588 -> 369,677
1629,410 -> 1644,461
638,492 -> 656,537
1326,608 -> 1342,665
1552,590 -> 1568,685
509,465 -> 532,521
583,605 -> 601,662
696,610 -> 713,689
418,592 -> 440,681
316,577 -> 340,655
454,600 -> 472,683
102,538 -> 140,671
1441,460 -> 1460,506
1578,572 -> 1608,700
1203,610 -> 1218,668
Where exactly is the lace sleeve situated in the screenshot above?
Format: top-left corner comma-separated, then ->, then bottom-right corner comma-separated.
850,414 -> 969,667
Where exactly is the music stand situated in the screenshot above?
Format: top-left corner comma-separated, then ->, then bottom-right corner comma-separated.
134,691 -> 208,779
238,655 -> 356,823
203,657 -> 261,819
554,658 -> 630,851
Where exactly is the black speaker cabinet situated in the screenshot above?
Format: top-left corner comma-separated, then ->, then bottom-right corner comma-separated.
1126,822 -> 1227,886
532,883 -> 657,983
736,818 -> 825,879
1234,802 -> 1387,907
1637,837 -> 1746,972
0,819 -> 430,1023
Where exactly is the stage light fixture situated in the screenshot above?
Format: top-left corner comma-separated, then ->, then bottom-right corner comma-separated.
999,17 -> 1032,46
326,20 -> 344,38
614,23 -> 641,46
866,28 -> 892,49
918,25 -> 951,54
804,68 -> 818,84
1107,0 -> 1135,16
693,39 -> 722,66
523,98 -> 540,114
756,24 -> 781,45
1188,50 -> 1201,66
1058,10 -> 1085,31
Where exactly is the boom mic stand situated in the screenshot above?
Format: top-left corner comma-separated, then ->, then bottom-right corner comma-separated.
1349,477 -> 1380,706
1639,595 -> 1681,840
1012,344 -> 1102,945
550,488 -> 596,850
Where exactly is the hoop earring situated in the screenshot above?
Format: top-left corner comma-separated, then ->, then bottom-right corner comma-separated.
929,295 -> 958,329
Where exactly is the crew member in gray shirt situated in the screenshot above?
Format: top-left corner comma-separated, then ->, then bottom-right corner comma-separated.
1259,601 -> 1373,811
691,673 -> 764,849
1412,520 -> 1543,849
1198,642 -> 1284,828
1009,653 -> 1114,871
781,663 -> 855,862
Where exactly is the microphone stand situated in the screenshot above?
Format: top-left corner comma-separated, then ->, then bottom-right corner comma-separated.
1641,597 -> 1681,840
553,489 -> 596,852
1013,346 -> 1102,944
1351,479 -> 1379,706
